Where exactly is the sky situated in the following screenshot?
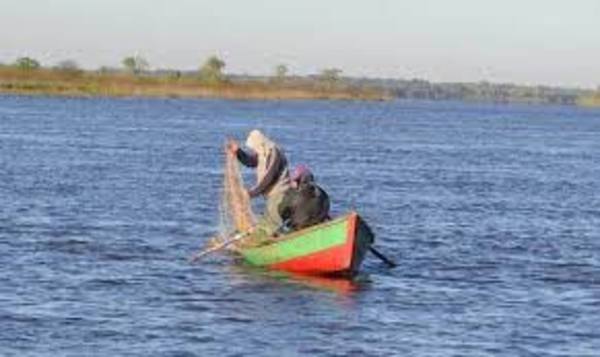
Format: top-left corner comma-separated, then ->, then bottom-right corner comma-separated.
1,0 -> 599,88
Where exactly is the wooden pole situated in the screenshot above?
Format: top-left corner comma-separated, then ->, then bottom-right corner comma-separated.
189,232 -> 249,262
369,246 -> 397,268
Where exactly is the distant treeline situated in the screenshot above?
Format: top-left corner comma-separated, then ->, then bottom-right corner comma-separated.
1,55 -> 598,105
0,55 -> 389,101
346,77 -> 600,106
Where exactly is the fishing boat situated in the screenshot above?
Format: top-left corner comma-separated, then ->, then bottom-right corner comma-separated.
238,211 -> 374,276
192,146 -> 395,274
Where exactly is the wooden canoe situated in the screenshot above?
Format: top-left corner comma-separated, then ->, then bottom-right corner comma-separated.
239,211 -> 374,276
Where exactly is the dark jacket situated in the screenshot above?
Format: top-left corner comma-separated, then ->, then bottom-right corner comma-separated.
278,181 -> 330,230
236,147 -> 288,198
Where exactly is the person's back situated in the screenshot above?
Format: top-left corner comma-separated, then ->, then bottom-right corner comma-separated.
278,165 -> 330,231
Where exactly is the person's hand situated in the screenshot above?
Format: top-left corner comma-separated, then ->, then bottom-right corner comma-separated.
225,138 -> 239,156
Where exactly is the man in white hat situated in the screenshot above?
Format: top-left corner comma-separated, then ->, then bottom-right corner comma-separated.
227,130 -> 291,238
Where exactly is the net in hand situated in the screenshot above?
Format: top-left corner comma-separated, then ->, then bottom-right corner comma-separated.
217,147 -> 256,241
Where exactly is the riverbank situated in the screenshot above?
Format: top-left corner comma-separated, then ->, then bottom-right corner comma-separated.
576,94 -> 600,108
2,67 -> 598,106
0,68 -> 391,101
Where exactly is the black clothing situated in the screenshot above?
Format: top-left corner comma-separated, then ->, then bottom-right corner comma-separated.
236,147 -> 288,198
278,181 -> 330,230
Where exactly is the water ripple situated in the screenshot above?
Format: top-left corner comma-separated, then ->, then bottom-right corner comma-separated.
2,96 -> 600,356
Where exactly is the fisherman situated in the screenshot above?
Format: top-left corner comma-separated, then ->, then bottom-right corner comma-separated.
278,164 -> 330,231
226,130 -> 291,238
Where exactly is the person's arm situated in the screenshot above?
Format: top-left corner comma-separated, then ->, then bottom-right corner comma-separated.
226,139 -> 257,167
236,148 -> 258,167
247,147 -> 286,197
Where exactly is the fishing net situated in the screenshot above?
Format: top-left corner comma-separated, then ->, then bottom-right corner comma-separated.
217,146 -> 256,240
192,143 -> 257,261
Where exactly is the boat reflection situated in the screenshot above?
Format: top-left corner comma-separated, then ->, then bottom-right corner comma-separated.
225,263 -> 371,295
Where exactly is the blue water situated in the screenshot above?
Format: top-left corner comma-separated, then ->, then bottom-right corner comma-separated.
1,95 -> 600,356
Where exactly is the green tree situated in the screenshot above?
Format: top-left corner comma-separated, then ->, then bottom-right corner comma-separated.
319,68 -> 343,85
199,55 -> 225,84
274,64 -> 288,80
14,57 -> 41,71
167,70 -> 182,81
56,59 -> 79,71
98,66 -> 116,75
55,59 -> 83,77
122,55 -> 149,75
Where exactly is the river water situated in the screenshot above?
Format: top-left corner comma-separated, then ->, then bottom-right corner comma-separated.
1,95 -> 600,356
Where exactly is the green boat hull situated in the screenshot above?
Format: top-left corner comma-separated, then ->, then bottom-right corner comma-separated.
240,212 -> 374,276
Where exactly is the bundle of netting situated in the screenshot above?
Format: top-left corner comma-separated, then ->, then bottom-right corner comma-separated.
217,146 -> 256,243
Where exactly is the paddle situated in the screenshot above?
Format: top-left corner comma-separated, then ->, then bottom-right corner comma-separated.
369,246 -> 397,268
189,231 -> 250,262
189,220 -> 290,263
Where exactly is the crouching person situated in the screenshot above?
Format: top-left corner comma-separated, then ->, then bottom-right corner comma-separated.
278,164 -> 330,232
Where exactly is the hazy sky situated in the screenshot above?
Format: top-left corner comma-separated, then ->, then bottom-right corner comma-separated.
1,0 -> 598,87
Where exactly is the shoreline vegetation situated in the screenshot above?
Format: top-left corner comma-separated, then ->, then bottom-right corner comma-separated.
0,55 -> 599,106
0,56 -> 389,101
576,93 -> 600,107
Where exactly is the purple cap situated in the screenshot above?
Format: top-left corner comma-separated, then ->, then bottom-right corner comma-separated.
291,164 -> 314,184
